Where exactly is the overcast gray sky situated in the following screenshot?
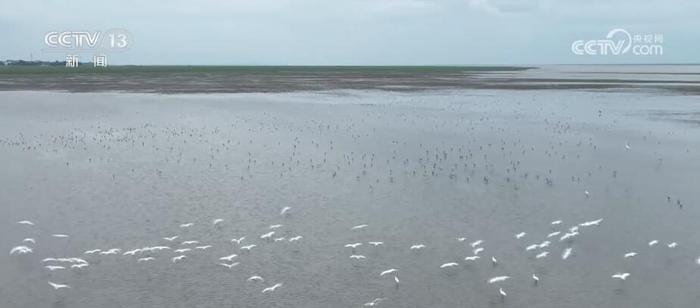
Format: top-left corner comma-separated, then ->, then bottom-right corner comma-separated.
1,0 -> 698,65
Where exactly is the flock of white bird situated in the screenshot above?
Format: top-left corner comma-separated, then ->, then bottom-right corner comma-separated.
10,210 -> 698,306
10,206 -> 300,295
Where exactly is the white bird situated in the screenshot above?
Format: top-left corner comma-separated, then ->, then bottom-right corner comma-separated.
471,240 -> 483,248
219,254 -> 238,261
612,273 -> 630,280
536,251 -> 549,259
363,298 -> 385,306
532,274 -> 540,285
247,275 -> 264,282
260,231 -> 275,239
280,206 -> 292,216
491,256 -> 498,266
123,249 -> 140,256
219,262 -> 239,269
17,220 -> 35,225
624,252 -> 637,258
410,244 -> 425,250
464,255 -> 480,261
625,142 -> 631,150
380,269 -> 398,276
231,236 -> 246,244
562,248 -> 572,260
100,248 -> 121,255
179,223 -> 193,228
350,255 -> 366,260
579,218 -> 603,227
240,244 -> 256,250
515,232 -> 526,239
48,281 -> 70,290
351,224 -> 368,230
9,246 -> 32,255
560,232 -> 578,241
368,241 -> 384,246
289,236 -> 303,242
668,242 -> 678,248
84,249 -> 101,254
440,262 -> 459,268
172,255 -> 187,263
394,276 -> 400,285
648,240 -> 658,246
137,257 -> 155,262
551,220 -> 562,225
456,237 -> 467,242
547,232 -> 561,238
262,283 -> 282,293
696,257 -> 700,265
499,288 -> 507,297
71,263 -> 88,269
584,190 -> 590,198
213,219 -> 224,225
525,244 -> 538,251
539,240 -> 551,248
269,224 -> 283,229
22,238 -> 35,244
488,276 -> 511,284
52,234 -> 69,238
196,245 -> 212,250
163,236 -> 179,242
45,265 -> 65,271
473,247 -> 484,255
174,248 -> 191,253
181,240 -> 199,245
345,243 -> 362,249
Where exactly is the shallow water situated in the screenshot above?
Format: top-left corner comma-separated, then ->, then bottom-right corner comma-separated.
1,89 -> 699,308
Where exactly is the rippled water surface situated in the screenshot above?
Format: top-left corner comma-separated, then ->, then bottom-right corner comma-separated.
1,89 -> 699,308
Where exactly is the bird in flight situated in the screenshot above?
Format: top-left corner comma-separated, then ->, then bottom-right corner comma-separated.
10,246 -> 32,255
213,219 -> 224,225
350,255 -> 366,260
48,282 -> 70,290
561,248 -> 573,260
280,206 -> 292,216
368,241 -> 383,246
289,236 -> 303,242
410,244 -> 425,250
648,240 -> 658,246
440,262 -> 459,269
17,220 -> 34,225
351,224 -> 368,230
464,255 -> 480,261
488,276 -> 511,284
363,298 -> 385,306
172,255 -> 187,263
163,236 -> 179,242
240,244 -> 256,251
624,252 -> 637,258
138,257 -> 155,262
247,275 -> 264,282
179,223 -> 193,228
219,262 -> 239,269
231,236 -> 246,244
515,232 -> 526,239
219,254 -> 238,261
380,269 -> 398,276
612,273 -> 630,280
262,283 -> 282,293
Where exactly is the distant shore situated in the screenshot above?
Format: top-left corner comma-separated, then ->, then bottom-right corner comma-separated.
1,65 -> 699,95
